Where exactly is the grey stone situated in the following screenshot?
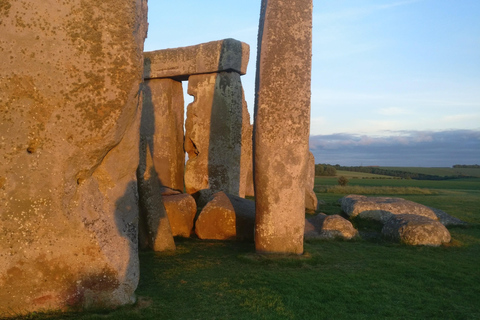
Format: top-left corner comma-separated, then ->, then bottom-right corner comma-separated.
305,151 -> 318,213
305,214 -> 358,240
0,0 -> 148,315
184,72 -> 245,196
141,78 -> 185,192
340,195 -> 439,223
253,0 -> 313,254
382,214 -> 451,246
144,39 -> 250,81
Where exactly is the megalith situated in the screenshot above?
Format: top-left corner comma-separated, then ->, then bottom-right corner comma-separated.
141,78 -> 185,191
0,0 -> 147,316
184,72 -> 246,196
254,0 -> 313,254
305,151 -> 318,213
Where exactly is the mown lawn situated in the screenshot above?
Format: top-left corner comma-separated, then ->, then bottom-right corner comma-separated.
12,176 -> 480,320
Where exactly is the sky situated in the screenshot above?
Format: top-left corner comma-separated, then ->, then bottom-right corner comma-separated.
144,0 -> 480,167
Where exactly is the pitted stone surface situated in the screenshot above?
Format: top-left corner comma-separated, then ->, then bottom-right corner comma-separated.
141,78 -> 185,191
195,192 -> 255,241
0,0 -> 147,315
305,151 -> 318,213
243,124 -> 255,197
340,195 -> 439,223
163,193 -> 197,238
144,39 -> 250,80
184,72 -> 245,196
254,0 -> 313,254
382,214 -> 451,246
305,214 -> 358,240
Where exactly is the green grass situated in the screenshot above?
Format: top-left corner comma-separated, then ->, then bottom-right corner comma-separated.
11,176 -> 480,320
379,166 -> 480,178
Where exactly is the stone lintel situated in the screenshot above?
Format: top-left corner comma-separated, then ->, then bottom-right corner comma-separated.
144,38 -> 250,80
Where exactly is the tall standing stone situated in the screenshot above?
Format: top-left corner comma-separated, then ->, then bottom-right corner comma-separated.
0,0 -> 148,316
305,151 -> 318,213
141,78 -> 185,191
254,0 -> 313,254
184,72 -> 245,196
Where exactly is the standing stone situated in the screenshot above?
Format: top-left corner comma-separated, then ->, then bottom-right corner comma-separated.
0,0 -> 148,316
184,72 -> 245,196
243,124 -> 255,197
141,78 -> 185,191
254,0 -> 313,254
305,151 -> 318,213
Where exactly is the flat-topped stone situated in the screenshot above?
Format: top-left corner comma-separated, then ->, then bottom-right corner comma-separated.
144,38 -> 250,80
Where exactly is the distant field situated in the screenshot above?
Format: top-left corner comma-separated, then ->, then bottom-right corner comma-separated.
379,167 -> 480,178
335,170 -> 394,179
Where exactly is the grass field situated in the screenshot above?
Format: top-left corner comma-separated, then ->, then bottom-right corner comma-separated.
379,166 -> 480,178
11,173 -> 480,320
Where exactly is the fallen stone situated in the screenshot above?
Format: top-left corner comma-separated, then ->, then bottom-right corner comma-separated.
195,192 -> 255,241
305,214 -> 358,240
184,72 -> 245,196
254,0 -> 313,254
305,151 -> 318,213
0,0 -> 147,315
144,38 -> 250,81
163,193 -> 197,238
160,186 -> 182,196
141,78 -> 185,191
428,207 -> 468,226
340,195 -> 438,223
382,214 -> 451,246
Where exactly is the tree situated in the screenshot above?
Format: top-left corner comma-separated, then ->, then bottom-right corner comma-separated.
338,176 -> 349,186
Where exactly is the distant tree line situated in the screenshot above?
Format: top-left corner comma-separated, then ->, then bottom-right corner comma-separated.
315,164 -> 337,176
332,166 -> 473,180
453,164 -> 480,168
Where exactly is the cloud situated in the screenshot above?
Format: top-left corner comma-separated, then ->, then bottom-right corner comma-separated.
309,129 -> 480,167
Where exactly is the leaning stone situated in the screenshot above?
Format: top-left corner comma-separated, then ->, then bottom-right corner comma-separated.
184,72 -> 245,196
305,214 -> 358,240
340,195 -> 438,223
195,192 -> 255,241
382,214 -> 451,246
305,151 -> 318,213
0,0 -> 147,315
144,38 -> 250,80
254,0 -> 313,254
163,194 -> 197,238
141,78 -> 185,191
137,137 -> 176,252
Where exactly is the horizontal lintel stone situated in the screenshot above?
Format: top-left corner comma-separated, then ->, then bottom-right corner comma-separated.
144,38 -> 250,80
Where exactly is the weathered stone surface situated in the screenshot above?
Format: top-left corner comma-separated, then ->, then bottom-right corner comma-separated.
144,39 -> 250,81
141,78 -> 185,191
244,124 -> 255,197
137,138 -> 176,252
254,0 -> 313,254
428,207 -> 467,226
184,72 -> 245,196
0,0 -> 147,315
305,151 -> 318,213
163,193 -> 197,238
305,214 -> 358,240
340,195 -> 438,223
382,214 -> 451,246
195,192 -> 255,241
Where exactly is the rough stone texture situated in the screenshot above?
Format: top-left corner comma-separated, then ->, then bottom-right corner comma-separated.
137,138 -> 176,252
305,151 -> 318,213
144,39 -> 250,81
244,124 -> 255,197
163,193 -> 197,238
0,0 -> 148,316
340,195 -> 438,223
305,214 -> 358,240
184,72 -> 246,196
141,78 -> 185,191
428,206 -> 467,226
382,214 -> 451,246
254,0 -> 313,254
195,192 -> 255,241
